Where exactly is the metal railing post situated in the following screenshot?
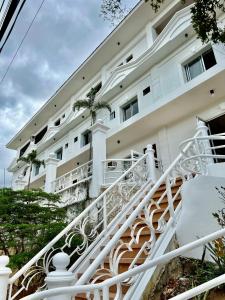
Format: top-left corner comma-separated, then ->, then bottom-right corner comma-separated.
0,256 -> 12,300
166,176 -> 175,220
146,144 -> 157,183
45,253 -> 74,300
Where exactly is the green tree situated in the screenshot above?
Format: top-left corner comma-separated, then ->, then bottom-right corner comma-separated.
73,86 -> 111,200
73,86 -> 111,126
17,150 -> 45,190
73,86 -> 111,159
101,0 -> 225,44
0,188 -> 66,270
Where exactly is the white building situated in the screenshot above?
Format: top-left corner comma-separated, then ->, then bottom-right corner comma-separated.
3,1 -> 225,299
7,0 -> 225,199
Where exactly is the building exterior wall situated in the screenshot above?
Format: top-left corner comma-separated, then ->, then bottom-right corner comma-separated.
7,2 -> 225,192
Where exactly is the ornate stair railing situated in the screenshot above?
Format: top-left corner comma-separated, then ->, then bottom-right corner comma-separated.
20,228 -> 225,300
18,130 -> 205,300
180,133 -> 225,175
7,153 -> 150,300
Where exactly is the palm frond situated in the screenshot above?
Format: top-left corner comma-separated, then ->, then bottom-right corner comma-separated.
33,159 -> 45,168
17,156 -> 29,164
73,100 -> 90,111
94,101 -> 111,113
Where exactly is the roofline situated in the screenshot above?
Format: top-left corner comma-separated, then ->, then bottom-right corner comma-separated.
6,0 -> 143,148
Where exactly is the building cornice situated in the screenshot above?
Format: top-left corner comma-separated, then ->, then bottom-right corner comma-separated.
6,0 -> 176,150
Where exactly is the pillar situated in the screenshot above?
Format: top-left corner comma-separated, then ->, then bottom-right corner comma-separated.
146,144 -> 157,183
45,153 -> 59,193
45,253 -> 74,300
197,120 -> 214,165
89,120 -> 109,198
0,256 -> 11,300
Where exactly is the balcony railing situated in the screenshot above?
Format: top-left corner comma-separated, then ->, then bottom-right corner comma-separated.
52,161 -> 92,193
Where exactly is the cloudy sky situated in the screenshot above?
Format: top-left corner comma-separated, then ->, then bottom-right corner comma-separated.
0,0 -> 139,187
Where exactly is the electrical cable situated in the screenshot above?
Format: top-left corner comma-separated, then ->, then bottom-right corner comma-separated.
0,0 -> 27,53
0,0 -> 6,14
0,0 -> 46,85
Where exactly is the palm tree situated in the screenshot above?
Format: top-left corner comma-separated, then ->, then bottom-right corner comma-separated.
73,87 -> 111,126
73,87 -> 111,200
73,87 -> 111,160
17,150 -> 45,190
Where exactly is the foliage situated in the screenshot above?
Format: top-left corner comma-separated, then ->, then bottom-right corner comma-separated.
101,0 -> 225,44
17,150 -> 45,190
73,86 -> 111,125
0,188 -> 66,270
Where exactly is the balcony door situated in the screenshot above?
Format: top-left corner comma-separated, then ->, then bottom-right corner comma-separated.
206,114 -> 225,163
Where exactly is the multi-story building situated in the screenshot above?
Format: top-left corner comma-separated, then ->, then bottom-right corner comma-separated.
3,1 -> 225,299
7,0 -> 225,199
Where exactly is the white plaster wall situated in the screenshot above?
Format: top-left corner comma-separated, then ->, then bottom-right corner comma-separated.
176,175 -> 225,260
106,32 -> 148,76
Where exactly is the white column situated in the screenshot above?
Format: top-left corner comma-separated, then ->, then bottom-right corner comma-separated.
146,144 -> 157,183
45,253 -> 74,300
89,120 -> 109,198
13,175 -> 27,190
145,22 -> 157,48
45,153 -> 59,193
0,256 -> 11,300
101,65 -> 108,85
197,120 -> 214,165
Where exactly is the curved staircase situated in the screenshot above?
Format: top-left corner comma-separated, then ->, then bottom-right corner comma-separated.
75,178 -> 183,299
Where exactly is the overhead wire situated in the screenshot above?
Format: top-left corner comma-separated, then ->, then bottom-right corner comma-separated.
0,0 -> 46,86
0,0 -> 6,14
0,0 -> 27,53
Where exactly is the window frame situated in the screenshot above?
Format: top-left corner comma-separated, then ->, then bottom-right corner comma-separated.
55,147 -> 63,160
81,130 -> 91,147
184,47 -> 217,82
121,97 -> 139,122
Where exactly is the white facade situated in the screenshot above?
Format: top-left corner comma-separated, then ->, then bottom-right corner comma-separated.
7,1 -> 225,196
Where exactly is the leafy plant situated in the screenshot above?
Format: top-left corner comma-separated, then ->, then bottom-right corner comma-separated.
17,150 -> 45,190
0,188 -> 67,270
101,0 -> 225,44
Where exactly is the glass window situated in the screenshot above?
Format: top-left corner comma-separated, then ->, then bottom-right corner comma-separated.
203,49 -> 217,70
122,98 -> 139,122
82,130 -> 91,147
184,47 -> 217,81
54,119 -> 60,126
126,54 -> 133,63
34,165 -> 40,176
110,111 -> 116,120
143,86 -> 151,96
55,147 -> 63,160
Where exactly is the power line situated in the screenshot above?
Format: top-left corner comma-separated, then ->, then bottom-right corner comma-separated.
0,0 -> 27,53
0,0 -> 46,85
0,0 -> 6,14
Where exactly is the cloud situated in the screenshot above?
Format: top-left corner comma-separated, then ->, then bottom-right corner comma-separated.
0,0 -> 138,187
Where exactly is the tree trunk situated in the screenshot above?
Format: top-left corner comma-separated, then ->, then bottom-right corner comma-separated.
27,163 -> 32,190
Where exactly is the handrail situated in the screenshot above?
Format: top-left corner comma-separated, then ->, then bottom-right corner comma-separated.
20,228 -> 225,300
170,274 -> 225,300
74,131 -> 201,288
8,153 -> 149,299
52,160 -> 92,183
179,133 -> 225,174
54,176 -> 92,195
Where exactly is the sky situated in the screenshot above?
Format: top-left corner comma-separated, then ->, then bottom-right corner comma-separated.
0,0 -> 139,187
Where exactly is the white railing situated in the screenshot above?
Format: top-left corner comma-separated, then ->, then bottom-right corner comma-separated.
7,153 -> 150,300
18,126 -> 225,299
19,228 -> 225,300
103,158 -> 138,185
70,133 -> 200,298
52,161 -> 92,193
180,133 -> 225,175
